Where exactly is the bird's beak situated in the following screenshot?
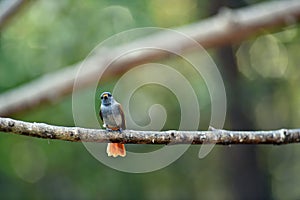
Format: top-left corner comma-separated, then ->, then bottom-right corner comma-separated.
103,94 -> 108,99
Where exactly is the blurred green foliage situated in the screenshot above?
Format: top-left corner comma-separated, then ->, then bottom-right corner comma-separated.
1,0 -> 300,199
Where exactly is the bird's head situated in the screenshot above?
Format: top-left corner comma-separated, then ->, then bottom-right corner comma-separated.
100,92 -> 113,106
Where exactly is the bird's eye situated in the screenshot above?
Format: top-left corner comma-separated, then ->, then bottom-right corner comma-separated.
108,93 -> 112,97
100,96 -> 103,99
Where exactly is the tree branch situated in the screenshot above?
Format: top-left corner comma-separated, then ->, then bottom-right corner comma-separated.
1,0 -> 300,116
1,117 -> 300,145
0,0 -> 32,30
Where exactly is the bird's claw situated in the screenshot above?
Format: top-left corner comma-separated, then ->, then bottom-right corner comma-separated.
105,128 -> 123,133
106,128 -> 113,132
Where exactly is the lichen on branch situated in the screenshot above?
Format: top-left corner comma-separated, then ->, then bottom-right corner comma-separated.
1,117 -> 300,145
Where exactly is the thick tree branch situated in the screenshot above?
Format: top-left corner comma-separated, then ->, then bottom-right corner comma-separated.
0,0 -> 32,30
1,117 -> 300,145
1,0 -> 300,116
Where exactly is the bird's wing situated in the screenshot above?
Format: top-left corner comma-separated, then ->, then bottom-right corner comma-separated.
99,107 -> 103,122
117,103 -> 126,130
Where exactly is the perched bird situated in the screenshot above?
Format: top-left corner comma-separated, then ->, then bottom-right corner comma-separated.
99,92 -> 126,157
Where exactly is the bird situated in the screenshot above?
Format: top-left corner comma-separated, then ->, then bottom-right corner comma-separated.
99,92 -> 126,157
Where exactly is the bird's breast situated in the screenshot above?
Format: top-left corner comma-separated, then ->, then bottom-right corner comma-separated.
101,104 -> 122,128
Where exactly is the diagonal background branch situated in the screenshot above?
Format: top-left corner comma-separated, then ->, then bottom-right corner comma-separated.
0,0 -> 33,30
0,0 -> 300,116
1,117 -> 300,145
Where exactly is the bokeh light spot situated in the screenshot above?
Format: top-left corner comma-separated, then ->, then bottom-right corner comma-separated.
10,141 -> 47,183
250,34 -> 288,78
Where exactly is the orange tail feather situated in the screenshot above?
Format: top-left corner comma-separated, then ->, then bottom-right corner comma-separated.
107,143 -> 126,157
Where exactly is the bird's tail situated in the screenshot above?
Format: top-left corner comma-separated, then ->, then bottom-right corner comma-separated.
107,143 -> 126,157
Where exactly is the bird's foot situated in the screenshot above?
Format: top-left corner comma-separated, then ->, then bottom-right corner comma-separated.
105,128 -> 123,133
106,128 -> 113,132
